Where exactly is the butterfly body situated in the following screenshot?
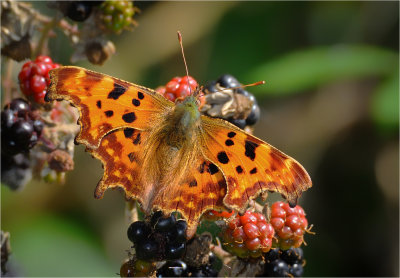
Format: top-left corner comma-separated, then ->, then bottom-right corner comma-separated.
46,66 -> 312,238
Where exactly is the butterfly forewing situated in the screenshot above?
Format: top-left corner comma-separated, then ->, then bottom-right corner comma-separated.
46,66 -> 173,149
200,115 -> 312,211
89,128 -> 145,201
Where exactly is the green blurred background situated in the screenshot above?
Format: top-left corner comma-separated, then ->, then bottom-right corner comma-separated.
2,1 -> 399,276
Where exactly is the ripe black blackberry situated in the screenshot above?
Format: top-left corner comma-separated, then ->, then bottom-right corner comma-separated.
203,74 -> 260,129
1,98 -> 43,156
127,211 -> 188,262
262,248 -> 305,277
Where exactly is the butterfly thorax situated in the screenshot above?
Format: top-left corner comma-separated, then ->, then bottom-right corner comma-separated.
138,95 -> 203,208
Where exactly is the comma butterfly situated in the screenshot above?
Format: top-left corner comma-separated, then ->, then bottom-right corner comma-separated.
45,36 -> 312,238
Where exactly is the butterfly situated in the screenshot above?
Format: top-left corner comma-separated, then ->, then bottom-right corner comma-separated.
45,66 -> 312,238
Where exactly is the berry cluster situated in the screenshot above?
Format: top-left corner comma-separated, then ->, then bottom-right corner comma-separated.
156,76 -> 198,102
156,253 -> 218,277
204,74 -> 260,129
18,55 -> 60,104
127,211 -> 187,261
1,98 -> 43,156
262,247 -> 305,277
270,202 -> 308,250
222,211 -> 274,258
100,0 -> 136,33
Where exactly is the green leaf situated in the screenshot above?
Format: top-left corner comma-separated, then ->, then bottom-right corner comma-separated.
246,45 -> 398,96
8,214 -> 116,276
370,72 -> 399,132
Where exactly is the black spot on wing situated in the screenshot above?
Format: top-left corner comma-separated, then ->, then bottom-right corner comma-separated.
108,82 -> 126,100
132,99 -> 140,107
189,179 -> 198,187
217,151 -> 229,164
138,91 -> 144,99
236,165 -> 243,174
104,110 -> 113,117
225,139 -> 234,146
250,167 -> 257,174
122,112 -> 136,123
123,128 -> 134,138
227,132 -> 236,138
198,162 -> 206,174
208,163 -> 219,175
96,100 -> 102,109
133,133 -> 141,145
127,152 -> 136,162
245,140 -> 259,161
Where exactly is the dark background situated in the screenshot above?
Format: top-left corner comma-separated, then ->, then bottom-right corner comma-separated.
2,1 -> 399,276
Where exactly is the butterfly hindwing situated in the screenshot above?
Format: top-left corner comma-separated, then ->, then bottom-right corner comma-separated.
46,66 -> 173,149
201,115 -> 312,212
151,157 -> 227,237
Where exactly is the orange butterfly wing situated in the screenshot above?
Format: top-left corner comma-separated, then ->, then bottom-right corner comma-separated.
46,66 -> 173,149
88,128 -> 144,200
200,115 -> 312,212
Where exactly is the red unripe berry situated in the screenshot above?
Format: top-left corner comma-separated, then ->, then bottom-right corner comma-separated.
271,207 -> 286,218
30,75 -> 46,94
228,218 -> 240,230
245,237 -> 261,251
18,55 -> 60,104
243,223 -> 260,239
222,210 -> 274,258
240,211 -> 258,225
270,201 -> 310,250
161,76 -> 198,102
35,55 -> 53,64
232,227 -> 246,242
271,217 -> 285,230
286,215 -> 301,230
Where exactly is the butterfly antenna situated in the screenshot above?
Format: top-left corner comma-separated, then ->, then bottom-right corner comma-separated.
213,80 -> 266,93
177,31 -> 193,95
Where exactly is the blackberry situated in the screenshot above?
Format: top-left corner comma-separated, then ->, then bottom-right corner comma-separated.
265,259 -> 290,277
127,221 -> 151,244
128,211 -> 188,262
135,240 -> 160,261
289,263 -> 304,277
165,241 -> 186,260
262,247 -> 305,277
1,98 -> 43,155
